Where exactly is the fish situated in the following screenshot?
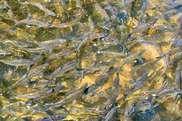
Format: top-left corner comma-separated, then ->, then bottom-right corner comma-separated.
138,1 -> 148,24
131,99 -> 161,121
154,6 -> 174,30
10,18 -> 50,31
169,14 -> 182,42
103,94 -> 118,111
35,114 -> 66,121
49,83 -> 88,107
47,48 -> 75,61
86,66 -> 114,95
97,51 -> 126,57
172,94 -> 181,113
153,88 -> 177,99
18,1 -> 56,17
175,64 -> 182,89
104,106 -> 116,121
45,60 -> 79,87
123,72 -> 148,100
11,84 -> 65,100
170,51 -> 182,65
123,104 -> 135,121
21,38 -> 66,53
103,1 -> 118,20
172,39 -> 182,47
0,48 -> 12,56
76,16 -> 95,51
117,49 -> 146,74
6,63 -> 49,92
94,3 -> 109,20
50,15 -> 82,28
126,18 -> 159,42
76,34 -> 106,56
0,58 -> 37,69
76,0 -> 88,16
37,38 -> 66,47
109,74 -> 120,93
157,52 -> 170,81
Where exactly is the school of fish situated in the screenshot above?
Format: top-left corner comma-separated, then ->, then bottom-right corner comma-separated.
0,0 -> 182,120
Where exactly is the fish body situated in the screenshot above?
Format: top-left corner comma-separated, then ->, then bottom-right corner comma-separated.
77,16 -> 95,51
50,15 -> 82,28
36,115 -> 66,121
22,38 -> 66,53
94,3 -> 109,20
10,18 -> 50,30
49,60 -> 79,79
86,66 -> 114,95
127,18 -> 158,42
52,83 -> 88,106
175,64 -> 182,89
172,39 -> 182,47
6,63 -> 49,91
11,85 -> 65,100
19,1 -> 56,17
104,107 -> 116,121
124,72 -> 148,100
76,0 -> 88,15
117,49 -> 146,74
47,48 -> 75,61
0,59 -> 36,67
169,15 -> 182,42
103,94 -> 118,111
123,104 -> 135,121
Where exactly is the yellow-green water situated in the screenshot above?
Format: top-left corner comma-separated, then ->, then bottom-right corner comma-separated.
0,0 -> 182,120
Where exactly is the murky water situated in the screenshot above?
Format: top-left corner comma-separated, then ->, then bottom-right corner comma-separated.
0,0 -> 182,120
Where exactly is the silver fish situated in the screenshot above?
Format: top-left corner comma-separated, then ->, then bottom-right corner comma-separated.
103,94 -> 118,111
170,51 -> 182,65
124,72 -> 148,100
50,15 -> 82,28
47,48 -> 75,61
0,58 -> 37,68
154,6 -> 174,30
76,16 -> 95,51
86,66 -> 114,95
0,49 -> 12,56
11,85 -> 65,100
19,1 -> 56,17
123,104 -> 135,121
94,3 -> 109,20
46,60 -> 79,87
6,63 -> 49,91
76,0 -> 88,15
109,74 -> 120,93
22,38 -> 66,53
156,52 -> 170,81
51,83 -> 88,106
169,15 -> 182,42
175,64 -> 182,89
117,49 -> 146,74
104,106 -> 116,121
35,115 -> 66,121
172,39 -> 182,47
127,18 -> 158,42
10,18 -> 50,31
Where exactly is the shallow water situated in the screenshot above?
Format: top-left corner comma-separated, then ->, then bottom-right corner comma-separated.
0,0 -> 182,120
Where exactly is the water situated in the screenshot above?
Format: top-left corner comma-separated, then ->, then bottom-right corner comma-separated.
0,0 -> 182,120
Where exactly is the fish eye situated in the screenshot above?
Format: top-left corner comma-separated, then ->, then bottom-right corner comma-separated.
56,115 -> 62,118
43,116 -> 49,119
51,88 -> 55,92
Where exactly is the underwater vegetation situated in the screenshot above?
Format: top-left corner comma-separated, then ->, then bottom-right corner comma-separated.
0,0 -> 182,120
